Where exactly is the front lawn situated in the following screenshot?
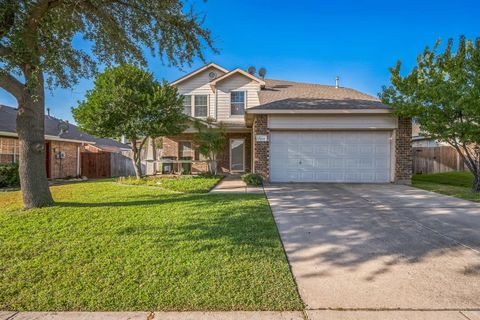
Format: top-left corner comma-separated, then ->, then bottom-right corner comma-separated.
412,171 -> 480,202
117,175 -> 222,193
0,180 -> 302,311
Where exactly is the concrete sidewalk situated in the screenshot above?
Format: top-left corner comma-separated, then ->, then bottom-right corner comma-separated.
209,175 -> 263,194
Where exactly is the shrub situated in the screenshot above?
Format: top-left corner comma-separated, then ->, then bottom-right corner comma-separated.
241,173 -> 263,187
0,163 -> 20,188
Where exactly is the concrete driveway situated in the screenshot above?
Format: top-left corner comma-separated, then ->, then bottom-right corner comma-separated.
265,184 -> 480,310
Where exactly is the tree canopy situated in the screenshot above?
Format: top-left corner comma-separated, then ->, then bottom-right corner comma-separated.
73,64 -> 188,178
380,36 -> 480,191
0,0 -> 214,208
0,0 -> 215,93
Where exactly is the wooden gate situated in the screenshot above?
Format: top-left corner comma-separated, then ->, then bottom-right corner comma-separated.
413,146 -> 465,174
81,152 -> 111,178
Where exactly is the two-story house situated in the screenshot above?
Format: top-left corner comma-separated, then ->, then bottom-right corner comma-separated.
162,63 -> 412,184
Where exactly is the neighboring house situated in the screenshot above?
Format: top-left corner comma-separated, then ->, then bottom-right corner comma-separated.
164,63 -> 412,184
411,123 -> 448,147
0,105 -> 130,179
411,122 -> 465,174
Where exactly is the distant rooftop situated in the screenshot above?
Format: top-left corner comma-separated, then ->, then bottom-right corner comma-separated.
0,105 -> 129,151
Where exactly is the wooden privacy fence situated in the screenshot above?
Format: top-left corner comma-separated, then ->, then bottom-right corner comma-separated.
81,152 -> 110,178
110,152 -> 137,177
413,146 -> 466,174
81,152 -> 137,178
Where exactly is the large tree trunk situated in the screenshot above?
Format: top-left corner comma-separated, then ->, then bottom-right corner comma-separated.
16,76 -> 54,208
130,137 -> 147,179
131,148 -> 142,179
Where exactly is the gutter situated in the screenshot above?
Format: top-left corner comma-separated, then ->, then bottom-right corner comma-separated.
245,109 -> 393,114
0,131 -> 96,144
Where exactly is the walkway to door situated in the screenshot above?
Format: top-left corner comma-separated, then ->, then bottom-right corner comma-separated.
209,175 -> 263,194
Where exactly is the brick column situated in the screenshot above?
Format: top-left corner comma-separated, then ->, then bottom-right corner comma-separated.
395,117 -> 412,184
253,115 -> 269,180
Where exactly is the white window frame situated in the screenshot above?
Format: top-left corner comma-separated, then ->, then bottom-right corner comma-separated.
229,138 -> 246,172
194,94 -> 209,118
182,95 -> 192,117
178,140 -> 194,158
182,94 -> 209,118
230,91 -> 246,117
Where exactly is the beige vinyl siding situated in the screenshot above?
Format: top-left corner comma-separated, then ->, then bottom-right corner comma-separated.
268,114 -> 398,130
175,66 -> 226,117
216,74 -> 261,121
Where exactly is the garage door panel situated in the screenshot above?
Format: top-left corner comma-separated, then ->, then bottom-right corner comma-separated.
270,131 -> 391,183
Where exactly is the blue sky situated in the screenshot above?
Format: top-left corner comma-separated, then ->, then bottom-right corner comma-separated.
1,0 -> 478,123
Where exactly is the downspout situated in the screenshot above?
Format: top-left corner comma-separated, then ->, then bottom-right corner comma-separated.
77,146 -> 81,177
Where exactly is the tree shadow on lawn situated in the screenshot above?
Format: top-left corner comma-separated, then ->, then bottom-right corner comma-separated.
56,193 -> 261,208
55,193 -> 280,252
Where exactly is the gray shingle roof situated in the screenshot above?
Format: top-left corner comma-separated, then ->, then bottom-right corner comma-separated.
251,79 -> 390,110
0,105 -> 129,151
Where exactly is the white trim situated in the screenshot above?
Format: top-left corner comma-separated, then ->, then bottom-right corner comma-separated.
229,138 -> 246,173
193,94 -> 209,119
178,140 -> 194,158
229,90 -> 246,118
170,63 -> 229,86
246,109 -> 392,114
210,68 -> 265,87
0,131 -> 95,144
76,146 -> 81,176
0,132 -> 17,137
390,130 -> 396,183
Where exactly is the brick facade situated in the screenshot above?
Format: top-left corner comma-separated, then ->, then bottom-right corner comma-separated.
252,115 -> 269,179
49,141 -> 83,179
1,136 -> 83,179
162,132 -> 252,174
395,117 -> 413,184
162,134 -> 208,173
0,137 -> 19,164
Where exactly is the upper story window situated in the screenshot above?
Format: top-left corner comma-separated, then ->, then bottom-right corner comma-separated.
194,95 -> 208,117
182,95 -> 192,116
230,91 -> 245,116
182,94 -> 208,118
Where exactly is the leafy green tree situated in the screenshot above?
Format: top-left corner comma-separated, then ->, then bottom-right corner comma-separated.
73,64 -> 188,178
193,118 -> 226,175
380,36 -> 480,192
0,0 -> 214,208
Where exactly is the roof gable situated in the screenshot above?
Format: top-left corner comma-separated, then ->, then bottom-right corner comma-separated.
209,68 -> 265,87
170,63 -> 229,86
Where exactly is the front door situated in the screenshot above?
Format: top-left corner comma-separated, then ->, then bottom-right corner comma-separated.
230,139 -> 245,172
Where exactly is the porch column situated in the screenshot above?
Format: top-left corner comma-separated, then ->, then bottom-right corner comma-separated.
395,117 -> 412,184
253,115 -> 269,180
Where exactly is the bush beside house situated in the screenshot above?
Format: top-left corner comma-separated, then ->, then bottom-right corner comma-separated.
0,164 -> 20,188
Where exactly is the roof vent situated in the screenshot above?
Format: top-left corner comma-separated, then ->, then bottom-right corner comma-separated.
208,71 -> 217,80
335,76 -> 340,88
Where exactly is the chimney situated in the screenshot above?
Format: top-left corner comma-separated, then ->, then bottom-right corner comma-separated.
47,108 -> 50,116
335,76 -> 340,89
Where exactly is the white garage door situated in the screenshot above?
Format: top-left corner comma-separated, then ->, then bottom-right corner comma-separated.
270,131 -> 391,183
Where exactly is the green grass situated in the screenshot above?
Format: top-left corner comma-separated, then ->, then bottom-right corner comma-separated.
117,175 -> 222,193
412,171 -> 480,202
0,180 -> 302,311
